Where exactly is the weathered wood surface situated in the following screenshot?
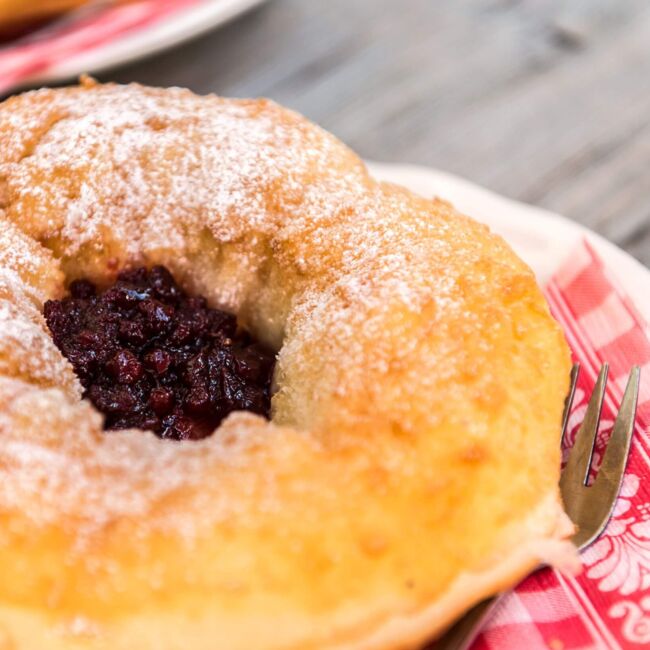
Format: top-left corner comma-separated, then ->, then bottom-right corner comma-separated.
97,0 -> 647,267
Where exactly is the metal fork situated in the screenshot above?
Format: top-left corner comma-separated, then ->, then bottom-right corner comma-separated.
431,363 -> 641,650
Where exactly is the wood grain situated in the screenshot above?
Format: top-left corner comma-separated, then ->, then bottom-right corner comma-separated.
93,0 -> 646,268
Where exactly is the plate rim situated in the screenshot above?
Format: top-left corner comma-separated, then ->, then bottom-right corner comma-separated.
367,161 -> 650,322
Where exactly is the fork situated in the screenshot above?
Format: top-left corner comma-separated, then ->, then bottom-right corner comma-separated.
431,363 -> 641,650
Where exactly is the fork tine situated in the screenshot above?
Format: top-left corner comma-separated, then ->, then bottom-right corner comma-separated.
562,364 -> 608,487
593,367 -> 640,491
560,363 -> 581,444
570,366 -> 640,549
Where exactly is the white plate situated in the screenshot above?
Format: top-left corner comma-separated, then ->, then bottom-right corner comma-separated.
30,0 -> 268,85
368,162 -> 650,322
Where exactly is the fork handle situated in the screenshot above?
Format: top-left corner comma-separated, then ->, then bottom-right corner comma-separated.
429,596 -> 501,650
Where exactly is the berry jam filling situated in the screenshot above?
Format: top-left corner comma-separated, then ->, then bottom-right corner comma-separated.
44,266 -> 275,441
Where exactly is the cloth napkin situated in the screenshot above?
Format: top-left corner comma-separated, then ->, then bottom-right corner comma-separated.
0,0 -> 203,97
474,239 -> 650,650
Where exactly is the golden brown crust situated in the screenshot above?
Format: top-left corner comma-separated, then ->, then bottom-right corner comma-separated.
0,83 -> 573,649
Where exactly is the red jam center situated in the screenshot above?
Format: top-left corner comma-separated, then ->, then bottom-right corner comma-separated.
44,266 -> 275,441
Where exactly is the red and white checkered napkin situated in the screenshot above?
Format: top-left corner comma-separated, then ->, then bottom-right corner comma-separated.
473,240 -> 650,650
0,0 -> 203,96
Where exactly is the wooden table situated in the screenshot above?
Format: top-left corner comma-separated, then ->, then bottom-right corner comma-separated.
102,0 -> 650,267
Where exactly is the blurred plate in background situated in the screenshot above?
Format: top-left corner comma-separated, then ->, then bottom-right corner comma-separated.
0,0 -> 267,95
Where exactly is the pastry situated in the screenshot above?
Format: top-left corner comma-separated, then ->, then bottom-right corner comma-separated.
0,79 -> 575,649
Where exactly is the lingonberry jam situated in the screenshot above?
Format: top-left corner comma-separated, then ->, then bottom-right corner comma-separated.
44,266 -> 275,441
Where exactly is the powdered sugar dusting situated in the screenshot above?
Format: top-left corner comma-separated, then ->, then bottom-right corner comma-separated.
0,300 -> 78,394
0,82 -> 482,540
1,83 -> 367,266
0,376 -> 326,547
0,82 -> 566,620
